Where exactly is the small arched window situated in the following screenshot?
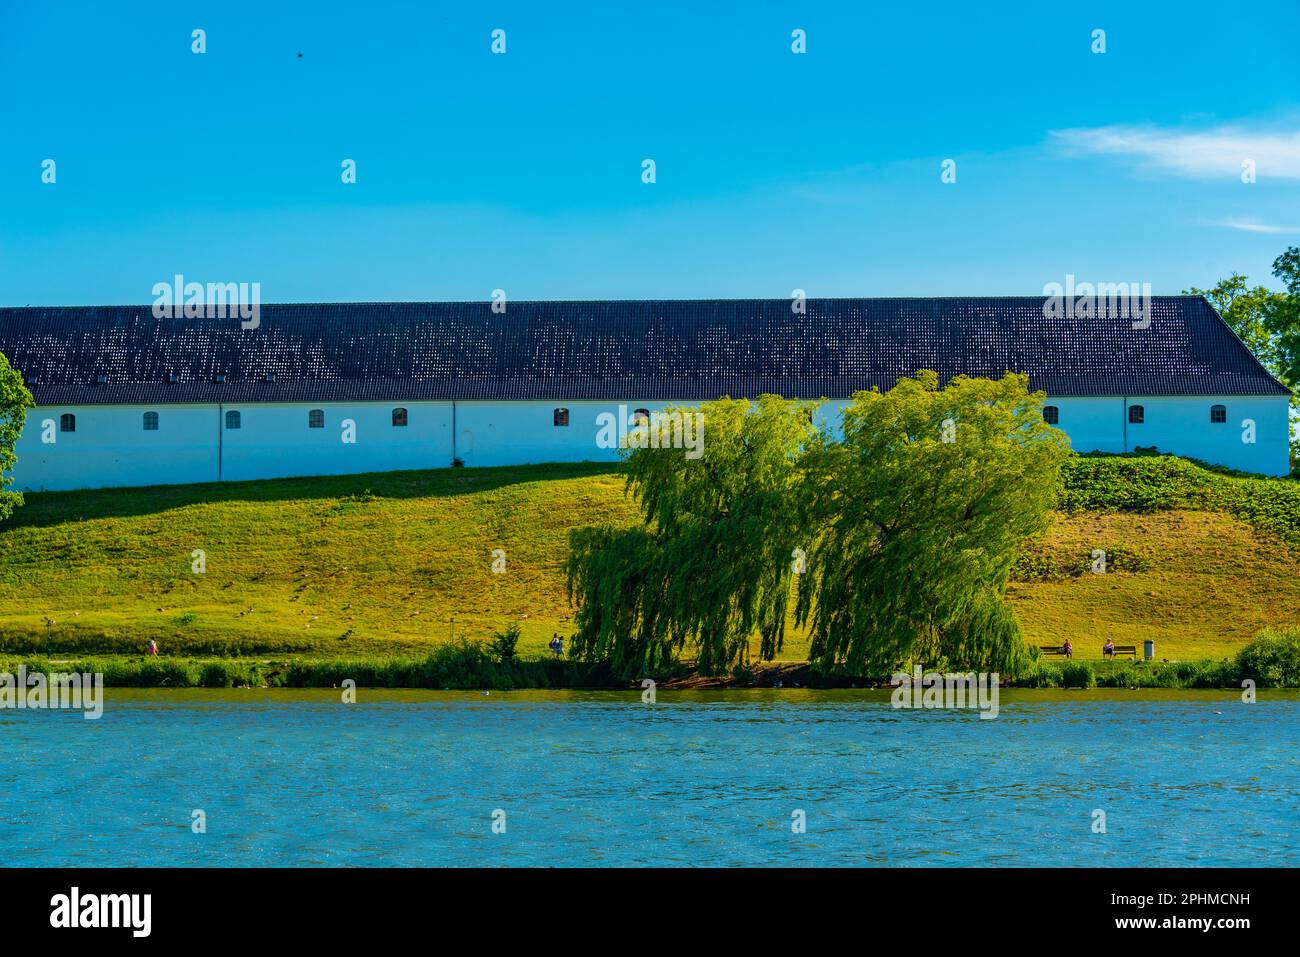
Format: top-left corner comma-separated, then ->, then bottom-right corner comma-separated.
1042,405 -> 1059,425
225,410 -> 241,430
1210,404 -> 1227,424
309,409 -> 325,429
59,413 -> 76,433
143,411 -> 159,431
392,407 -> 408,427
632,408 -> 651,425
1128,405 -> 1145,424
553,408 -> 569,427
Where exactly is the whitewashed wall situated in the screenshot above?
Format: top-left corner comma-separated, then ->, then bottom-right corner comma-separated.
6,394 -> 1291,492
10,404 -> 220,490
220,402 -> 453,482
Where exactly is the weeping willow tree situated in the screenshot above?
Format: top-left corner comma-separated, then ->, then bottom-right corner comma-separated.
794,371 -> 1070,676
566,395 -> 821,677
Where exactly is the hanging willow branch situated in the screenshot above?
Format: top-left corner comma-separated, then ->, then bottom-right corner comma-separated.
567,374 -> 1070,679
795,372 -> 1070,675
566,396 -> 821,677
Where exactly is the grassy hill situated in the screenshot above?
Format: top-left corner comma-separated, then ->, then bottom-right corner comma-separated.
0,455 -> 1296,662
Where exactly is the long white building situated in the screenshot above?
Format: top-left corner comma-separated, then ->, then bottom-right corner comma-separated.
0,297 -> 1291,491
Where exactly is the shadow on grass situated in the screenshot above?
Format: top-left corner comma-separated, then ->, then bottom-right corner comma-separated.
1,460 -> 625,530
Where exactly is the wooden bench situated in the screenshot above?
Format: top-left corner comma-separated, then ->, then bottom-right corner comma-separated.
1039,645 -> 1073,658
1105,645 -> 1138,659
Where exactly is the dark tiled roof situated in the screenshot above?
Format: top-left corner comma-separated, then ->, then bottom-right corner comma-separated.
0,298 -> 1288,404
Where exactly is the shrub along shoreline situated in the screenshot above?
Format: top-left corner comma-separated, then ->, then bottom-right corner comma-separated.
4,629 -> 1298,690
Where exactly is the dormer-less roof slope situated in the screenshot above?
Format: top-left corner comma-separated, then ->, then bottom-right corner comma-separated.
0,297 -> 1289,405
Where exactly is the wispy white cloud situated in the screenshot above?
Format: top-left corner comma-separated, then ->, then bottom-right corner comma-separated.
1203,217 -> 1300,234
1050,121 -> 1300,180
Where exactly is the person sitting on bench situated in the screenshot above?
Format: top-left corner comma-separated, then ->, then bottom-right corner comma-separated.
1103,638 -> 1115,658
1061,638 -> 1073,659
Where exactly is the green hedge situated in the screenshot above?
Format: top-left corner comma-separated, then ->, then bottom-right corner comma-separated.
3,628 -> 1298,689
1060,453 -> 1300,544
1236,627 -> 1300,687
0,642 -> 622,690
1022,630 -> 1300,689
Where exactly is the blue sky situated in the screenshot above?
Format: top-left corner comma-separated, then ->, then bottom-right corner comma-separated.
2,0 -> 1299,304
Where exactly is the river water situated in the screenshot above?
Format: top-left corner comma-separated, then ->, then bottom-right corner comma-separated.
2,688 -> 1296,866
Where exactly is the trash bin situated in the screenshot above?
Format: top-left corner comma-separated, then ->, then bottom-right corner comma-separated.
1143,639 -> 1155,661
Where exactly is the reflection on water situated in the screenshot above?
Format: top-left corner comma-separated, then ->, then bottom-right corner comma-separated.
2,689 -> 1296,866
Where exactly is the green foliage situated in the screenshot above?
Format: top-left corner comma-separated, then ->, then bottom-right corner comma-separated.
0,646 -> 621,689
1185,274 -> 1289,380
1187,248 -> 1300,435
0,351 -> 35,524
731,662 -> 757,685
102,658 -> 199,687
1157,659 -> 1238,688
1011,542 -> 1150,582
1265,246 -> 1300,389
1060,453 -> 1300,544
282,644 -> 623,689
1,626 -> 1297,688
1236,627 -> 1300,687
796,372 -> 1070,676
1098,543 -> 1152,573
1061,454 -> 1215,511
1023,658 -> 1234,689
0,628 -> 320,657
488,623 -> 521,661
567,396 -> 821,677
567,375 -> 1070,679
1021,644 -> 1300,689
279,642 -> 519,688
1025,663 -> 1063,688
1009,551 -> 1066,583
565,526 -> 660,675
199,660 -> 265,687
1058,661 -> 1097,688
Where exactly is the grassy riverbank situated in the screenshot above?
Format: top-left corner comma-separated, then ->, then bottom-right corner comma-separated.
7,628 -> 1299,689
1,454 -> 1297,664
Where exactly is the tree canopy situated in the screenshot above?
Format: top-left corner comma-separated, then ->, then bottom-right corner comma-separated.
1184,273 -> 1288,379
565,373 -> 1069,678
0,350 -> 34,524
566,396 -> 819,677
1265,246 -> 1300,389
794,371 -> 1070,676
1185,244 -> 1300,396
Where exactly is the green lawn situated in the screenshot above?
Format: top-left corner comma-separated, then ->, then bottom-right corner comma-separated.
1011,509 -> 1300,660
0,463 -> 637,657
0,458 -> 1296,661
